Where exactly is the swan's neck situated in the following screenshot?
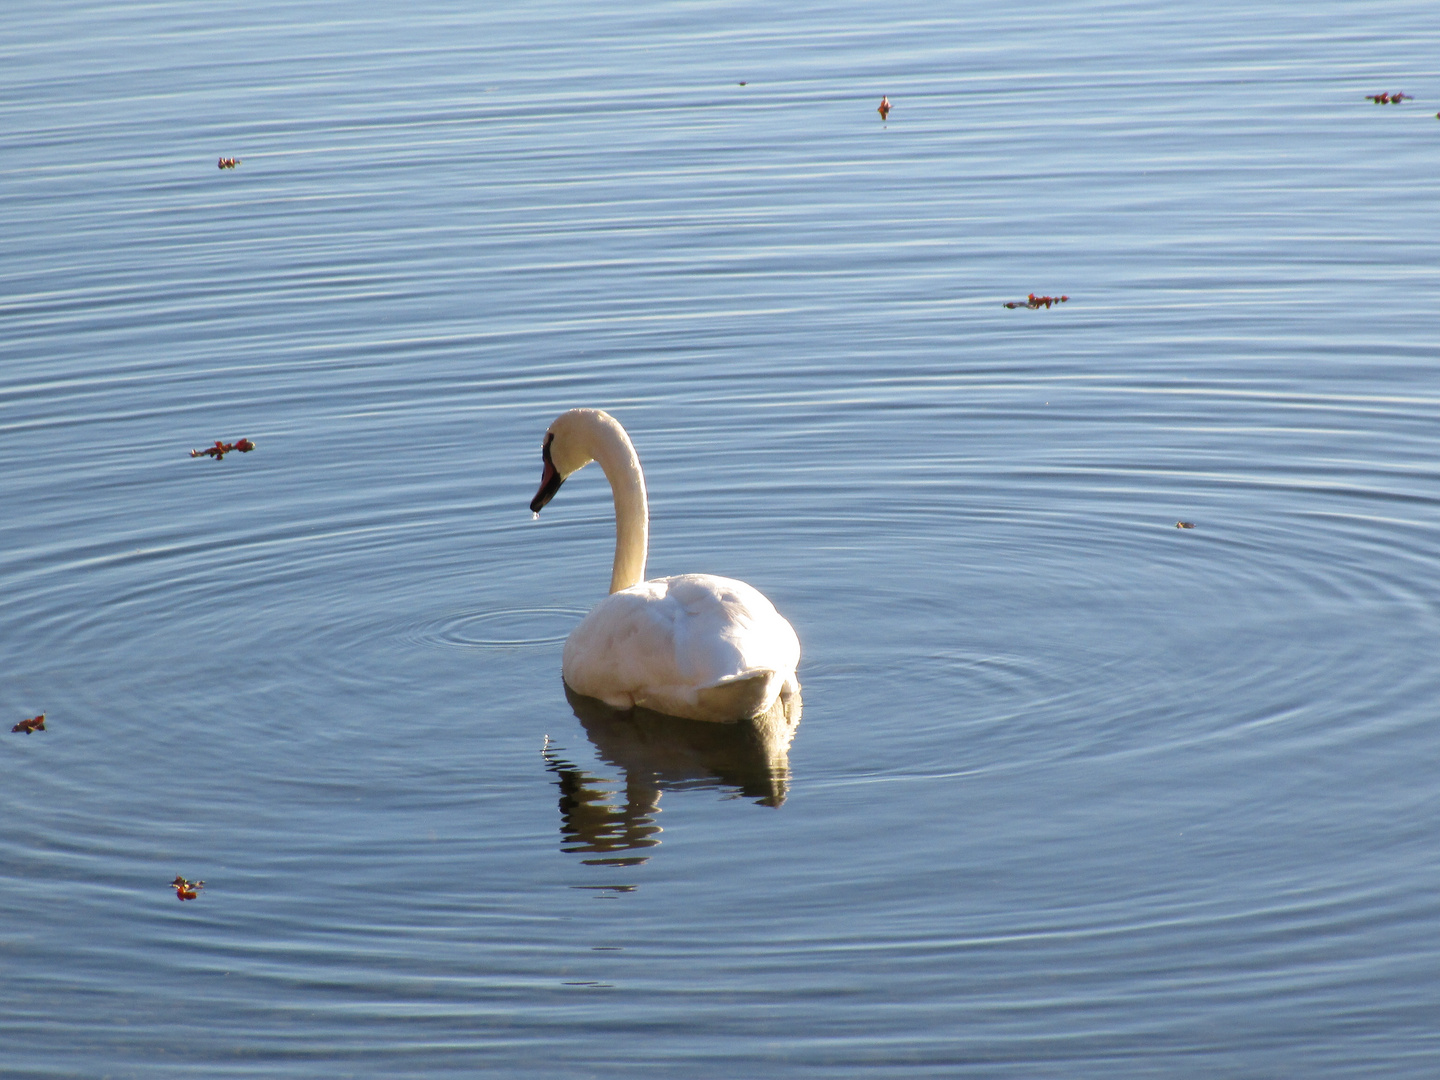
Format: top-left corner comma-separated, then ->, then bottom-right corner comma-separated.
590,418 -> 648,593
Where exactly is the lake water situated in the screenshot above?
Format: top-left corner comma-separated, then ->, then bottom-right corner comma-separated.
4,1 -> 1440,1075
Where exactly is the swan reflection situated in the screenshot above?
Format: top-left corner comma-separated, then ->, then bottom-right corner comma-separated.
543,686 -> 801,864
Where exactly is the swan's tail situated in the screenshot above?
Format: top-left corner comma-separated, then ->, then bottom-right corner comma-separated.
695,670 -> 784,722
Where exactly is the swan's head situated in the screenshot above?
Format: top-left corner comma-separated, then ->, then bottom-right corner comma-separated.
529,408 -> 607,514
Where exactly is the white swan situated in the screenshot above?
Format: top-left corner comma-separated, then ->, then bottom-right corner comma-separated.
530,409 -> 800,723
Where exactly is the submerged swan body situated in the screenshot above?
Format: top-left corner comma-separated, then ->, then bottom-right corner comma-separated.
530,409 -> 800,723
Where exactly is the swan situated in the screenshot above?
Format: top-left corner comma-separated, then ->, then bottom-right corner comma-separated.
529,408 -> 800,723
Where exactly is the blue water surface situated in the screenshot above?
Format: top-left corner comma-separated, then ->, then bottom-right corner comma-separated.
4,1 -> 1440,1076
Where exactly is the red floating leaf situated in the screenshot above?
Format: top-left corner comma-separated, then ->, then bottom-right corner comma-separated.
11,713 -> 45,734
878,96 -> 890,120
171,876 -> 205,900
189,438 -> 255,460
1005,294 -> 1069,311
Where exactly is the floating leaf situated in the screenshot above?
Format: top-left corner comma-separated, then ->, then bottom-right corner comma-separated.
1004,294 -> 1069,310
11,714 -> 45,734
190,438 -> 255,460
171,875 -> 205,901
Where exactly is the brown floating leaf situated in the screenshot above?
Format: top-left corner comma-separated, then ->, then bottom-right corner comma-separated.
1365,92 -> 1411,105
1176,521 -> 1196,529
190,438 -> 255,460
1004,293 -> 1070,310
11,713 -> 45,734
878,95 -> 891,120
217,157 -> 240,169
171,875 -> 205,901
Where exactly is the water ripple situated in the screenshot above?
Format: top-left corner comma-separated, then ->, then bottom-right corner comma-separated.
401,606 -> 587,650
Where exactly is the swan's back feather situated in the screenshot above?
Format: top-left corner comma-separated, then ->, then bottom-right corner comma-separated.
562,574 -> 800,722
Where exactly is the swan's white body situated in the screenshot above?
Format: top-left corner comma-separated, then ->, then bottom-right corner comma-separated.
562,573 -> 799,722
531,409 -> 799,723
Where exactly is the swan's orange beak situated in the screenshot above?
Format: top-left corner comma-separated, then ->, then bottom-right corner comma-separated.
530,433 -> 563,513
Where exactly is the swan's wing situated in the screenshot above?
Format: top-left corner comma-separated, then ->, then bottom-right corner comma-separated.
665,575 -> 799,687
562,581 -> 686,706
561,575 -> 799,721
